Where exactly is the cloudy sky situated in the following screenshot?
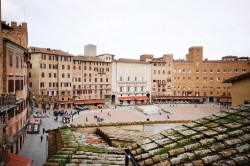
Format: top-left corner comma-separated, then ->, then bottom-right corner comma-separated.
2,0 -> 250,60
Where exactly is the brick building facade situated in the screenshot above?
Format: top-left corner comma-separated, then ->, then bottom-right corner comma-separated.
0,21 -> 30,156
146,46 -> 250,104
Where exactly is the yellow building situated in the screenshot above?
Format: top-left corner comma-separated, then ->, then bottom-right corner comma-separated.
223,72 -> 250,106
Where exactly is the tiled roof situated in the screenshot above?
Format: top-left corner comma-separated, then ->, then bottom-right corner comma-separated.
127,106 -> 250,165
223,72 -> 250,83
114,58 -> 149,64
28,46 -> 73,56
73,55 -> 105,62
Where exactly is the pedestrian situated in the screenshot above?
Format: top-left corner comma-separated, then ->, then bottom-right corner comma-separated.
40,135 -> 43,142
108,112 -> 110,116
101,110 -> 102,112
86,117 -> 88,122
167,115 -> 169,119
43,128 -> 45,134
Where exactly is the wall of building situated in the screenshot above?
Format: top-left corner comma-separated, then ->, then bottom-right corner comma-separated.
172,47 -> 250,103
112,59 -> 151,105
231,78 -> 250,106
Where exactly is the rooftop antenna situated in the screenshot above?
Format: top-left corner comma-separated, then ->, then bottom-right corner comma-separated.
24,6 -> 26,21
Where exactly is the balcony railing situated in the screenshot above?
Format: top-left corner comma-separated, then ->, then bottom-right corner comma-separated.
0,94 -> 16,113
118,81 -> 147,84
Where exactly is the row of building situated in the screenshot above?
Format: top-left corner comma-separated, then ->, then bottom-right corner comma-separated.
0,17 -> 249,161
28,44 -> 250,110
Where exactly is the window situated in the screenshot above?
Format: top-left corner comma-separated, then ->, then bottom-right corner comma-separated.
42,54 -> 46,60
127,87 -> 130,92
62,73 -> 65,78
68,65 -> 70,70
16,56 -> 19,68
106,78 -> 108,82
217,69 -> 220,73
135,87 -> 137,92
29,73 -> 31,78
135,77 -> 137,81
196,69 -> 199,73
210,69 -> 213,73
100,78 -> 103,82
120,76 -> 122,81
54,73 -> 56,78
120,87 -> 122,92
203,69 -> 207,73
40,64 -> 46,69
40,82 -> 45,87
49,73 -> 51,78
41,72 -> 45,77
242,68 -> 247,73
182,69 -> 186,73
141,86 -> 144,92
210,77 -> 213,81
67,73 -> 70,78
62,65 -> 65,70
9,52 -> 13,67
235,69 -> 238,73
128,77 -> 130,81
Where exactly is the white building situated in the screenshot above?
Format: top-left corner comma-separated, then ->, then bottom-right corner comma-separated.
112,58 -> 151,105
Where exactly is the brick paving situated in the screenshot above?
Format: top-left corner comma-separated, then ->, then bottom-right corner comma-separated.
18,104 -> 219,165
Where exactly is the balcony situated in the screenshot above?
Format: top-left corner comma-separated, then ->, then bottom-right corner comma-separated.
0,94 -> 16,114
118,81 -> 147,85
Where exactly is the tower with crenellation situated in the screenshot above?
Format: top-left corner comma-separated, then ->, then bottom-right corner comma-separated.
2,21 -> 28,49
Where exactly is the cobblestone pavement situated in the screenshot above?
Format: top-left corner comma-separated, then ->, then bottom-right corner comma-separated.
19,104 -> 220,166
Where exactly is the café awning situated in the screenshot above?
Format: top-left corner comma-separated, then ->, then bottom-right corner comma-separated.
74,99 -> 105,105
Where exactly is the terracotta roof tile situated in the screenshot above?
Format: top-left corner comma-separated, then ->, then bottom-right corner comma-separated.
127,104 -> 250,165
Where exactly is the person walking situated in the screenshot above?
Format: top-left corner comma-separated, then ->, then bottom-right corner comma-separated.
42,128 -> 45,134
40,135 -> 43,142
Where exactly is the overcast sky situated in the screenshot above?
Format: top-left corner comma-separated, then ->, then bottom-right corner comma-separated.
2,0 -> 250,60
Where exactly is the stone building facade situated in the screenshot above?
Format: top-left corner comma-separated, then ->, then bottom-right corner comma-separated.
111,58 -> 151,105
28,48 -> 113,110
72,54 -> 113,107
0,21 -> 29,155
28,47 -> 74,110
29,45 -> 249,108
